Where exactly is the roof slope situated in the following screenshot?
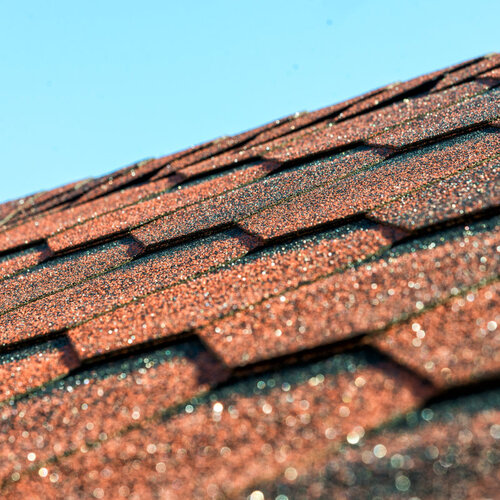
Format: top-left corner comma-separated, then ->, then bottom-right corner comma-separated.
0,54 -> 499,499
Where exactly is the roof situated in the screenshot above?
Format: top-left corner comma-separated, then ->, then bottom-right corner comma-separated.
0,53 -> 499,499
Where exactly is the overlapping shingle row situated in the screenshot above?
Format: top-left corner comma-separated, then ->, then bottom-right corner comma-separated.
0,54 -> 499,499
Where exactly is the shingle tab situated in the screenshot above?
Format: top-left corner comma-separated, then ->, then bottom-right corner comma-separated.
0,237 -> 142,315
0,340 -> 78,403
369,156 -> 500,231
199,221 -> 499,367
132,147 -> 387,248
0,244 -> 52,280
68,222 -> 402,360
0,173 -> 180,253
240,130 -> 499,240
261,80 -> 493,162
0,341 -> 227,485
2,351 -> 431,499
250,390 -> 500,499
47,161 -> 280,253
0,230 -> 258,348
432,53 -> 500,91
369,88 -> 500,149
373,281 -> 500,388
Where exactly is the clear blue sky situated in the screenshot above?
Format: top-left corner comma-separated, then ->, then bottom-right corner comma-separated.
1,0 -> 498,203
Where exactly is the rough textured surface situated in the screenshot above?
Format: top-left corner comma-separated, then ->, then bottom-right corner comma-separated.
47,161 -> 280,253
369,155 -> 500,230
368,87 -> 500,148
0,244 -> 52,280
69,223 -> 403,360
0,55 -> 498,499
373,281 -> 500,389
2,351 -> 432,500
239,130 -> 499,240
247,389 -> 500,500
0,230 -> 257,348
0,340 -> 78,403
0,238 -> 143,315
199,222 -> 499,368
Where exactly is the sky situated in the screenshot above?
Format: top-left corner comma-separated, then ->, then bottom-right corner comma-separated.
0,0 -> 499,203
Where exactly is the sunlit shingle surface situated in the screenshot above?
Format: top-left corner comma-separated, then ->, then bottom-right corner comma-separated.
0,54 -> 499,499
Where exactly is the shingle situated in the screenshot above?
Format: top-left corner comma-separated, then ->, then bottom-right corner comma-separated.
0,230 -> 258,348
0,237 -> 142,315
2,351 -> 431,499
368,88 -> 500,149
145,138 -> 221,180
199,220 -> 499,368
260,80 -> 493,163
240,129 -> 499,240
0,339 -> 78,403
432,53 -> 500,91
2,179 -> 94,226
166,115 -> 294,171
0,244 -> 52,280
0,173 -> 180,253
251,390 -> 500,499
47,161 -> 280,253
335,70 -> 448,121
369,156 -> 500,231
189,87 -> 386,158
68,222 -> 402,360
373,281 -> 500,388
0,340 -> 227,486
132,147 -> 388,248
0,180 -> 91,228
147,116 -> 296,182
72,157 -> 169,205
208,57 -> 482,156
478,67 -> 500,80
169,80 -> 492,178
0,198 -> 25,225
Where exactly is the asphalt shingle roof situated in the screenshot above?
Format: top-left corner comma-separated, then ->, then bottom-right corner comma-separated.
0,53 -> 499,499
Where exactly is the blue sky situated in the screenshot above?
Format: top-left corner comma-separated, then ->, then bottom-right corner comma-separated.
1,0 -> 498,203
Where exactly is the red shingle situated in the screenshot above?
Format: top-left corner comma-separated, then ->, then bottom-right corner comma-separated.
0,173 -> 180,253
335,70 -> 447,121
0,341 -> 227,486
68,223 -> 402,360
260,80 -> 493,163
250,390 -> 500,499
478,67 -> 500,80
167,115 -> 294,171
369,155 -> 500,231
373,281 -> 500,388
368,88 -> 500,149
169,80 -> 492,177
0,244 -> 52,280
193,87 -> 385,155
147,116 -> 297,181
0,230 -> 258,348
240,129 -> 499,240
199,221 -> 499,367
432,53 -> 500,91
132,147 -> 388,248
2,352 -> 431,499
0,179 -> 92,228
0,238 -> 142,315
0,341 -> 78,403
72,158 -> 168,205
47,161 -> 279,253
